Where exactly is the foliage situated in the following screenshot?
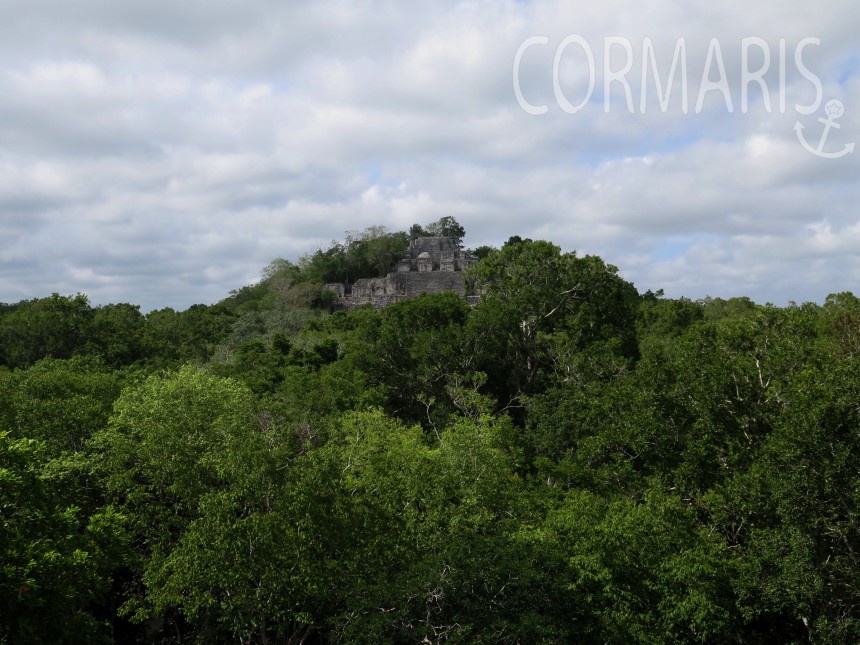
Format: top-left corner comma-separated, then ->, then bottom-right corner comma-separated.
0,357 -> 122,457
3,232 -> 860,643
0,294 -> 93,369
467,239 -> 638,412
0,432 -> 128,643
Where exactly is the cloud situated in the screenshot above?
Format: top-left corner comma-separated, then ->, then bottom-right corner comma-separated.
0,0 -> 858,311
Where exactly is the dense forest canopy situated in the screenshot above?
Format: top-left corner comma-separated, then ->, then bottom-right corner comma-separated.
2,218 -> 860,643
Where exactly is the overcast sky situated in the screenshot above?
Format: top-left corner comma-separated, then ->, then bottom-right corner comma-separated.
1,0 -> 858,311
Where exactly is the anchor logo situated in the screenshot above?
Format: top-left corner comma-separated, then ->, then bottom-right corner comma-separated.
794,99 -> 855,159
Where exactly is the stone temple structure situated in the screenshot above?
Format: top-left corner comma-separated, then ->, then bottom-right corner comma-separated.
325,236 -> 477,310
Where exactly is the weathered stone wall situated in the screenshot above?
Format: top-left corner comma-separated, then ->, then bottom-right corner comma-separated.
330,236 -> 474,310
324,283 -> 345,297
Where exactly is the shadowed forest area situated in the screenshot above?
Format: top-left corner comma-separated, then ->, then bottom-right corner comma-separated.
2,226 -> 860,643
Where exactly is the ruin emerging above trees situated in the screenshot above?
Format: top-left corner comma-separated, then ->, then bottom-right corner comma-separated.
325,236 -> 477,310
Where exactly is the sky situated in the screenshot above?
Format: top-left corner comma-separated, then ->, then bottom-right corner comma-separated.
0,0 -> 858,312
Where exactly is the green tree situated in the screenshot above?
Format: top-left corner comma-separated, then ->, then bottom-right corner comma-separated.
469,244 -> 496,260
0,357 -> 121,458
714,349 -> 860,641
409,223 -> 428,240
0,294 -> 93,369
0,432 -> 128,643
93,366 -> 263,639
347,292 -> 474,431
636,294 -> 703,355
822,291 -> 860,358
468,240 -> 638,407
85,303 -> 147,366
543,488 -> 736,642
142,303 -> 235,363
424,216 -> 466,243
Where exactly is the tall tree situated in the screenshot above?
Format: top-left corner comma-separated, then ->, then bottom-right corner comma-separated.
0,294 -> 93,368
424,216 -> 466,243
468,240 -> 638,405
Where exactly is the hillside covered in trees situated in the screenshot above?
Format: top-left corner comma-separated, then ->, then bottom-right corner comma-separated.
2,221 -> 860,643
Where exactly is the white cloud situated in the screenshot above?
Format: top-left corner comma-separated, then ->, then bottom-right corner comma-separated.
0,0 -> 858,310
